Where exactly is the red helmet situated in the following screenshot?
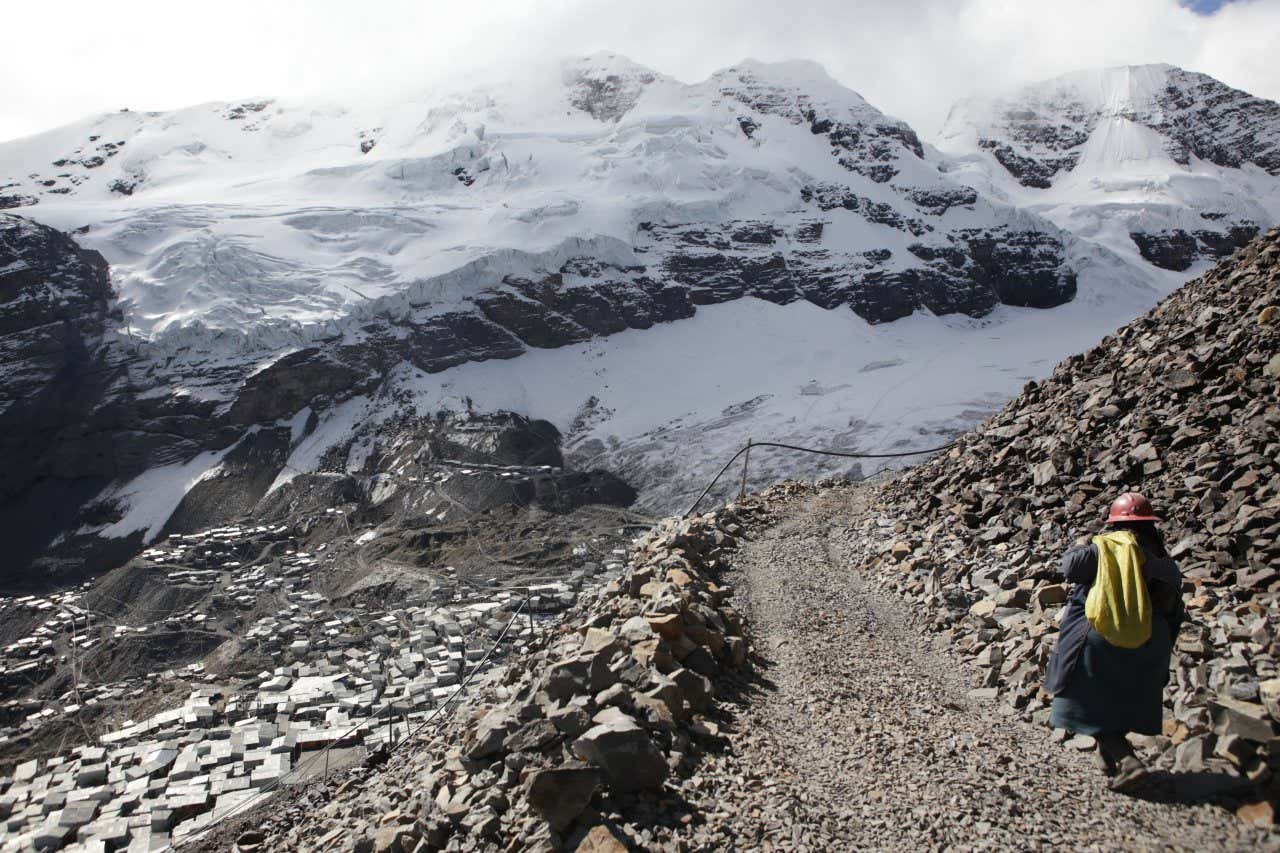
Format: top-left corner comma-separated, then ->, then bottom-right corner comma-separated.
1106,492 -> 1161,524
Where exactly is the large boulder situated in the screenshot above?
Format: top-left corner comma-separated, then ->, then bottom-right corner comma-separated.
525,767 -> 600,831
572,716 -> 669,792
543,651 -> 616,702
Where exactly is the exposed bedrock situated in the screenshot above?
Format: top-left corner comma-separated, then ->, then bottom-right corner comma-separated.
1131,225 -> 1259,272
0,217 -> 230,588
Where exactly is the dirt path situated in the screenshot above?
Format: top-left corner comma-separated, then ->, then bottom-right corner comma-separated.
692,489 -> 1273,851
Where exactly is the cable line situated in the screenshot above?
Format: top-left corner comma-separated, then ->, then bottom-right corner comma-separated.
683,437 -> 957,517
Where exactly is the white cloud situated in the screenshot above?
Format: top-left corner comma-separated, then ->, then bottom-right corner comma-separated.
2,0 -> 1278,142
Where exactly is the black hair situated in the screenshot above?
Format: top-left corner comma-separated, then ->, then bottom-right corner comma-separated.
1107,519 -> 1168,559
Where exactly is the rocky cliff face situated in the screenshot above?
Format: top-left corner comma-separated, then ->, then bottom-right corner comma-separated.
0,215 -> 238,588
0,216 -> 115,509
0,215 -> 641,592
948,64 -> 1280,189
1130,224 -> 1261,272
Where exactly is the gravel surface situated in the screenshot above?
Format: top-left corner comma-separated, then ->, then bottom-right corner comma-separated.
691,487 -> 1276,852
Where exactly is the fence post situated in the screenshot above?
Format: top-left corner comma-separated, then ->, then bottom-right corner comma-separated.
738,439 -> 752,500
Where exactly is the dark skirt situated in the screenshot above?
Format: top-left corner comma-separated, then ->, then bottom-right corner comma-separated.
1049,617 -> 1173,736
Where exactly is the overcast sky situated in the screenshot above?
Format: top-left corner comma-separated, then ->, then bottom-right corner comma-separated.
3,0 -> 1278,143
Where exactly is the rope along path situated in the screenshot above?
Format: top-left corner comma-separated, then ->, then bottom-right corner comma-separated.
683,438 -> 958,518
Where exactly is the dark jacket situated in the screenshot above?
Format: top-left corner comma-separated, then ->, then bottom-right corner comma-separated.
1043,541 -> 1184,696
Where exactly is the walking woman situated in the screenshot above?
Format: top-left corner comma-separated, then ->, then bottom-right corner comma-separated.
1045,492 -> 1185,792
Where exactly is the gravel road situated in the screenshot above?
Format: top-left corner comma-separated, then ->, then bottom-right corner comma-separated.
688,487 -> 1276,851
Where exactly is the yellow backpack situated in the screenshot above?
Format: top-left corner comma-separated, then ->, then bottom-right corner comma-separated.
1085,530 -> 1152,649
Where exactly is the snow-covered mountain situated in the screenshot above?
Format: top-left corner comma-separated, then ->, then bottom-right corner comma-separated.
937,63 -> 1280,273
1,55 -> 1277,587
2,54 -> 1091,342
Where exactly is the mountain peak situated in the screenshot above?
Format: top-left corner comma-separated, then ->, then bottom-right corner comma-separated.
934,63 -> 1280,273
565,51 -> 662,81
938,63 -> 1280,184
718,57 -> 837,84
561,53 -> 666,122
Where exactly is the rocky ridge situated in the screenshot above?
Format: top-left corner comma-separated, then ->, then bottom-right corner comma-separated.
219,505 -> 754,852
845,227 -> 1280,824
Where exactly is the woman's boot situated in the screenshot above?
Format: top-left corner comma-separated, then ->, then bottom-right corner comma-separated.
1097,733 -> 1149,793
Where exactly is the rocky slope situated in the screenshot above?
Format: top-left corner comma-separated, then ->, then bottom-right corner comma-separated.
202,504 -> 754,852
844,226 -> 1280,822
703,486 -> 1268,848
938,64 -> 1280,274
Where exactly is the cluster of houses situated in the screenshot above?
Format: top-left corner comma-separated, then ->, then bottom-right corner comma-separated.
0,517 -> 621,850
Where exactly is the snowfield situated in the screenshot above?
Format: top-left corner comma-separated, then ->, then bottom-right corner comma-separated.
3,55 -> 1279,538
384,282 -> 1164,511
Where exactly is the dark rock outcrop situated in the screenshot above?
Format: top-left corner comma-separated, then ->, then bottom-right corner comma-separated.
977,138 -> 1078,189
0,217 -> 244,589
0,216 -> 130,584
800,184 -> 931,235
1130,230 -> 1203,272
1132,225 -> 1259,271
227,348 -> 376,425
715,61 -> 923,184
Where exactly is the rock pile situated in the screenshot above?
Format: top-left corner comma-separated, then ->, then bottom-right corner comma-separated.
240,509 -> 750,852
848,227 -> 1280,823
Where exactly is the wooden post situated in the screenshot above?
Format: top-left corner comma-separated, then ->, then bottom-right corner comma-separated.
738,439 -> 752,500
